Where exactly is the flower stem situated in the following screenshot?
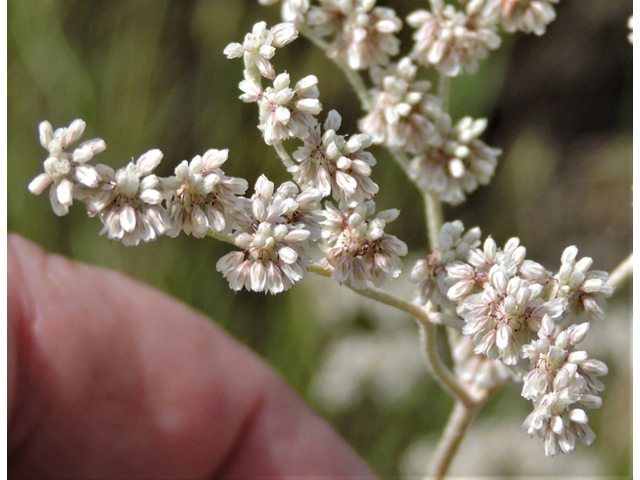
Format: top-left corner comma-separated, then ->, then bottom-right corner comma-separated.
273,142 -> 295,169
425,191 -> 443,251
426,400 -> 480,480
417,322 -> 476,407
438,73 -> 451,113
607,252 -> 633,290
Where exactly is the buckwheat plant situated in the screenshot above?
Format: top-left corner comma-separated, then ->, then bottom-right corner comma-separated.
28,1 -> 632,478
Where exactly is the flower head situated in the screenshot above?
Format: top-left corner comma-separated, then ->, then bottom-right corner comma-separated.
84,149 -> 167,246
359,57 -> 442,154
216,175 -> 319,294
28,119 -> 106,216
484,0 -> 559,36
308,0 -> 402,70
240,73 -> 322,145
224,21 -> 298,80
319,200 -> 407,289
291,110 -> 379,207
409,114 -> 501,205
407,0 -> 501,77
163,149 -> 250,238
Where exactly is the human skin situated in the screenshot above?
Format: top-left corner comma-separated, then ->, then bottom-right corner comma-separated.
7,234 -> 376,479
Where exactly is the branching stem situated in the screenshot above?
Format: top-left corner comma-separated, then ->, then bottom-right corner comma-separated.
273,143 -> 295,169
607,252 -> 633,290
426,400 -> 480,480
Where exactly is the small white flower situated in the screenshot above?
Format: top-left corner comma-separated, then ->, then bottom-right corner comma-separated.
28,119 -> 107,216
409,114 -> 501,205
162,149 -> 250,238
216,176 -> 318,294
484,0 -> 559,36
88,150 -> 167,246
453,336 -> 516,397
410,221 -> 481,307
308,0 -> 402,70
407,0 -> 501,77
628,16 -> 633,44
291,110 -> 379,207
359,57 -> 442,154
319,200 -> 407,289
224,21 -> 298,80
553,246 -> 614,322
242,73 -> 322,145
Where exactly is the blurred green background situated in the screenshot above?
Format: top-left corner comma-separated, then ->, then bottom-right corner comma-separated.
8,0 -> 632,477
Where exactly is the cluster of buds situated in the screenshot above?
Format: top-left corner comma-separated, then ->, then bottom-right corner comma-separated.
411,221 -> 613,455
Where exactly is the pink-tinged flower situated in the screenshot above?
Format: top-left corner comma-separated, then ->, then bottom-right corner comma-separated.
553,246 -> 614,322
407,0 -> 501,77
359,57 -> 442,154
162,149 -> 250,238
410,220 -> 481,307
308,0 -> 402,70
409,114 -> 501,205
84,149 -> 168,246
484,0 -> 559,36
319,200 -> 407,289
216,176 -> 320,294
241,73 -> 322,145
291,110 -> 379,208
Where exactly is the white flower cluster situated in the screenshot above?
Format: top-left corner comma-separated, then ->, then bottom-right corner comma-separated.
411,221 -> 613,456
484,0 -> 559,36
28,119 -> 106,216
216,176 -> 321,294
359,57 -> 442,154
307,0 -> 403,70
224,21 -> 298,80
319,200 -> 407,289
227,21 -> 408,290
291,110 -> 379,207
407,0 -> 501,77
29,120 -> 252,247
409,114 -> 501,205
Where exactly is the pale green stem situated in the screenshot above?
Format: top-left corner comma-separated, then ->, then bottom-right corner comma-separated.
426,400 -> 480,480
607,252 -> 633,290
309,263 -> 472,402
425,191 -> 444,252
273,143 -> 295,169
417,322 -> 476,407
438,74 -> 451,113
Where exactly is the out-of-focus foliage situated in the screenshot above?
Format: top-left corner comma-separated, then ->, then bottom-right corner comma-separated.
8,0 -> 631,477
